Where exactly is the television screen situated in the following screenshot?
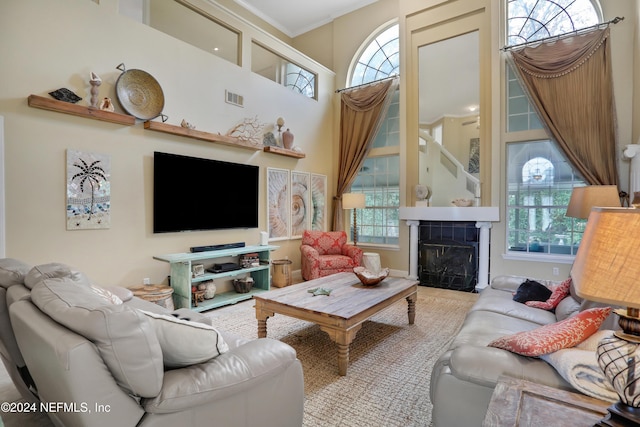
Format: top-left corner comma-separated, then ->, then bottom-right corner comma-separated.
153,151 -> 259,233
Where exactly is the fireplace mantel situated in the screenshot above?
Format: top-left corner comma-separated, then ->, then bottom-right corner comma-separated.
399,206 -> 500,290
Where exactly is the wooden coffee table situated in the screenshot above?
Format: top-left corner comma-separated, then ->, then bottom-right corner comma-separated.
254,272 -> 418,375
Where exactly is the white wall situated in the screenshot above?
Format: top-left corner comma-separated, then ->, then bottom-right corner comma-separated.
0,0 -> 335,287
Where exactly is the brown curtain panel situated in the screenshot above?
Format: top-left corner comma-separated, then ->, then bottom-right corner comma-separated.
508,28 -> 619,186
331,79 -> 397,231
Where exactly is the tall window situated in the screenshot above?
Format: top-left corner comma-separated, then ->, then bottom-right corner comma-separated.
507,141 -> 586,257
348,23 -> 400,246
505,0 -> 601,260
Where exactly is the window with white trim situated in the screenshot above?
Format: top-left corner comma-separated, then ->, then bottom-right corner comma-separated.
504,0 -> 601,259
347,23 -> 400,246
507,141 -> 586,257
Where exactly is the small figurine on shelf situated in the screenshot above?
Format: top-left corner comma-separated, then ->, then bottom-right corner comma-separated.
181,119 -> 196,130
282,128 -> 294,150
89,72 -> 102,108
99,97 -> 115,112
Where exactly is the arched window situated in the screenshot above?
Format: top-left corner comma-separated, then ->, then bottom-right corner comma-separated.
506,0 -> 601,131
350,24 -> 399,87
505,1 -> 602,260
347,22 -> 400,247
506,0 -> 601,47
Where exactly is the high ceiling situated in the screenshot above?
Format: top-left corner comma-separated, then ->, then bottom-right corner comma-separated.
232,0 -> 379,37
229,0 -> 479,123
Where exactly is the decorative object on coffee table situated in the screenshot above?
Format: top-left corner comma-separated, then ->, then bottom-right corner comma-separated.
353,266 -> 389,286
571,207 -> 640,426
308,287 -> 332,296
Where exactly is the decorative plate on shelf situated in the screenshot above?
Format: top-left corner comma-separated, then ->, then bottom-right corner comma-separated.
115,63 -> 164,120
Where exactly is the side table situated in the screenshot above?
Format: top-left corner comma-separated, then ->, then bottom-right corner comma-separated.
483,376 -> 611,426
128,284 -> 174,310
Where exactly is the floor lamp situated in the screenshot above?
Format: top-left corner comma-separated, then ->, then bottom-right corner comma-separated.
571,207 -> 640,426
342,193 -> 365,245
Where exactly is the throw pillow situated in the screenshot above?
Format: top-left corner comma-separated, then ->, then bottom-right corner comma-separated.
487,306 -> 612,357
512,279 -> 552,303
140,310 -> 229,368
525,277 -> 572,311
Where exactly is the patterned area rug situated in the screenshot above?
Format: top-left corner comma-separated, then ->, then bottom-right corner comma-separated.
206,286 -> 478,427
0,285 -> 476,427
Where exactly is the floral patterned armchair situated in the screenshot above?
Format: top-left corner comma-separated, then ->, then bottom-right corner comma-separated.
300,230 -> 364,281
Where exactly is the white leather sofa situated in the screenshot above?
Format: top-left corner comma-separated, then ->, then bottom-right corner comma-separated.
429,275 -> 617,427
0,259 -> 304,427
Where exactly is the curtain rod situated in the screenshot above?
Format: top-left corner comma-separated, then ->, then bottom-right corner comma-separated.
501,16 -> 624,52
335,75 -> 398,93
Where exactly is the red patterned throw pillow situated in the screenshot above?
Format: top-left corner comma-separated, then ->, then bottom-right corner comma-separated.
487,306 -> 611,357
525,277 -> 572,311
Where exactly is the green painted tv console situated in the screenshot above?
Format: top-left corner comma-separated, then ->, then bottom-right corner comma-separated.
154,245 -> 279,312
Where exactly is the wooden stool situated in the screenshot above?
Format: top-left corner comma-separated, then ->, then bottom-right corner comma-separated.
129,284 -> 174,310
191,290 -> 205,307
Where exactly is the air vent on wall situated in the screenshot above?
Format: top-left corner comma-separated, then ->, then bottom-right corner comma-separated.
225,90 -> 244,107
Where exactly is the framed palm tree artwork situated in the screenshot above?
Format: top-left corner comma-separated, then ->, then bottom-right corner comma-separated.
66,149 -> 111,230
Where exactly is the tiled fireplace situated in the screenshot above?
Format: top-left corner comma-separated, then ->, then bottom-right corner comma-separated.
399,206 -> 500,291
419,221 -> 479,291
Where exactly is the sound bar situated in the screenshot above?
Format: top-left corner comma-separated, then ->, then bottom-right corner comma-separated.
190,242 -> 245,253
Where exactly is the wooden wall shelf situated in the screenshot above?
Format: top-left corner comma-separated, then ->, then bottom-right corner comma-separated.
144,121 -> 263,151
263,146 -> 306,158
27,94 -> 136,126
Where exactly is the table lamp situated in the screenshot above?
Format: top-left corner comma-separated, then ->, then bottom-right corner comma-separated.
342,193 -> 366,245
571,207 -> 640,426
566,185 -> 621,219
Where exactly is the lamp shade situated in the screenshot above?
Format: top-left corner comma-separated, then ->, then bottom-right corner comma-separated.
342,193 -> 366,210
571,208 -> 640,308
566,185 -> 620,219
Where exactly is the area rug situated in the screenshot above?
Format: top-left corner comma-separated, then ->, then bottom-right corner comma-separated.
206,286 -> 478,427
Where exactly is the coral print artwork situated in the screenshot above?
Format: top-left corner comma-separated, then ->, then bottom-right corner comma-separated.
66,149 -> 111,230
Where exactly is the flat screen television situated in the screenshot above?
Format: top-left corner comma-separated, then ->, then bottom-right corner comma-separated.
153,151 -> 259,233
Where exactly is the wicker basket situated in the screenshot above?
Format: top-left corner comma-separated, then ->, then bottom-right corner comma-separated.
232,277 -> 254,293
